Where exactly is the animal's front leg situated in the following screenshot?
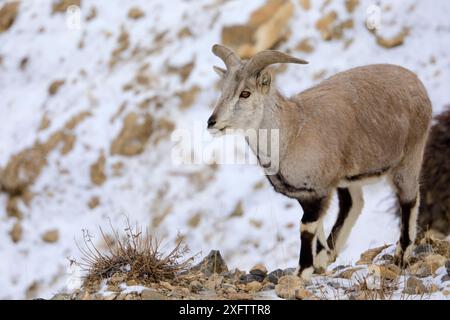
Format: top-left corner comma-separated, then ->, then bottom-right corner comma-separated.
297,194 -> 331,281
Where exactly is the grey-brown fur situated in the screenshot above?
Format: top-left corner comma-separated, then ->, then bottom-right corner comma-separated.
208,44 -> 432,280
417,107 -> 450,235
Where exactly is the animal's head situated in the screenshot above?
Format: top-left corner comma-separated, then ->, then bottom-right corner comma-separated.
207,44 -> 308,136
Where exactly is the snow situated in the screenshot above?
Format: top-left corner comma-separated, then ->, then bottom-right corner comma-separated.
0,0 -> 449,299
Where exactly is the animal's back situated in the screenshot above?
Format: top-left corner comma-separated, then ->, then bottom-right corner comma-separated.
293,64 -> 432,175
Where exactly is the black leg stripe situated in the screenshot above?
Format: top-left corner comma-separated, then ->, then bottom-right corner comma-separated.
399,198 -> 416,251
299,231 -> 314,270
327,188 -> 352,250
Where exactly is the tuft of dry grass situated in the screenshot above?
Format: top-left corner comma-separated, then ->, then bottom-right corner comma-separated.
76,219 -> 195,288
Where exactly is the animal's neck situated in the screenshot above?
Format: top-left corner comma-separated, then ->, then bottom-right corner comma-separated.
247,90 -> 299,171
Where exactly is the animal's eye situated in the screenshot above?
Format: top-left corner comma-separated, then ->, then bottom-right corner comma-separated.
240,91 -> 251,99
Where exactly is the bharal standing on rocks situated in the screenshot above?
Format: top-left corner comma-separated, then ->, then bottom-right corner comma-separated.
207,44 -> 432,281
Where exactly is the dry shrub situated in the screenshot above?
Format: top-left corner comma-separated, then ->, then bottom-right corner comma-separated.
77,220 -> 194,287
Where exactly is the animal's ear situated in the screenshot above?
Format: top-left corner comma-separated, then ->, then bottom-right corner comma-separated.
213,66 -> 226,78
256,69 -> 271,94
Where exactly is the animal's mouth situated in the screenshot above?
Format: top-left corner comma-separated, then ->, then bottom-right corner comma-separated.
208,125 -> 229,137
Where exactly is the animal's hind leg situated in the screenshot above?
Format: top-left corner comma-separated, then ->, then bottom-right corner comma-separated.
390,158 -> 422,266
324,186 -> 364,265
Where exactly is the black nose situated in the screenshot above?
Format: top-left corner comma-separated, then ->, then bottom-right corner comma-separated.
207,115 -> 217,129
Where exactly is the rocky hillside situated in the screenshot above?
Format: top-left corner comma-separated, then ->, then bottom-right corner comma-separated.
1,0 -> 450,299
52,233 -> 450,300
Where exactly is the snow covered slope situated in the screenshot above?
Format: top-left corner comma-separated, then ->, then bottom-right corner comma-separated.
0,0 -> 449,299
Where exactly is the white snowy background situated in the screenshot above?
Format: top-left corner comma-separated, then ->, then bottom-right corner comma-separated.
0,0 -> 449,299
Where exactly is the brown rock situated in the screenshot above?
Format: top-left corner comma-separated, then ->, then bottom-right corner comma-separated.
403,276 -> 428,295
90,151 -> 106,186
221,0 -> 293,58
228,201 -> 244,218
42,229 -> 59,243
52,0 -> 80,14
245,281 -> 263,293
110,112 -> 153,156
0,1 -> 19,33
336,267 -> 363,279
296,38 -> 314,53
127,7 -> 144,19
368,264 -> 398,281
176,85 -> 200,110
48,79 -> 65,96
87,196 -> 100,209
10,222 -> 22,243
141,288 -> 168,300
191,250 -> 229,276
298,0 -> 310,11
376,28 -> 409,49
315,11 -> 337,40
345,0 -> 359,13
356,244 -> 390,265
189,280 -> 203,293
250,263 -> 268,277
275,275 -> 304,299
6,196 -> 23,219
227,292 -> 253,300
295,288 -> 313,300
409,261 -> 432,278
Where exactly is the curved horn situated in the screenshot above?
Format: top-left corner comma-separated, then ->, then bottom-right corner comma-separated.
212,44 -> 241,70
245,50 -> 308,76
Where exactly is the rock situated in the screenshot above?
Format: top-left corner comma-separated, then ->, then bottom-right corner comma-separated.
425,254 -> 447,273
221,0 -> 293,58
368,265 -> 398,281
6,196 -> 23,219
189,280 -> 203,293
267,269 -> 284,284
275,275 -> 304,300
336,267 -> 363,279
356,245 -> 390,265
446,260 -> 450,275
127,7 -> 144,19
51,293 -> 72,300
403,277 -> 428,295
345,0 -> 359,13
52,0 -> 80,14
176,85 -> 200,110
10,222 -> 22,243
140,289 -> 168,300
240,273 -> 264,283
441,274 -> 450,282
295,288 -> 313,300
48,79 -> 65,95
1,147 -> 47,194
125,279 -> 138,286
191,250 -> 228,276
204,274 -> 224,291
110,112 -> 153,156
376,28 -> 409,49
413,243 -> 433,258
245,281 -> 263,293
282,267 -> 296,275
0,1 -> 19,33
380,254 -> 395,263
262,282 -> 275,291
90,152 -> 106,186
159,281 -> 174,291
409,262 -> 432,278
250,264 -> 268,277
42,229 -> 59,243
299,0 -> 310,11
227,292 -> 252,300
87,196 -> 100,209
103,293 -> 117,300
